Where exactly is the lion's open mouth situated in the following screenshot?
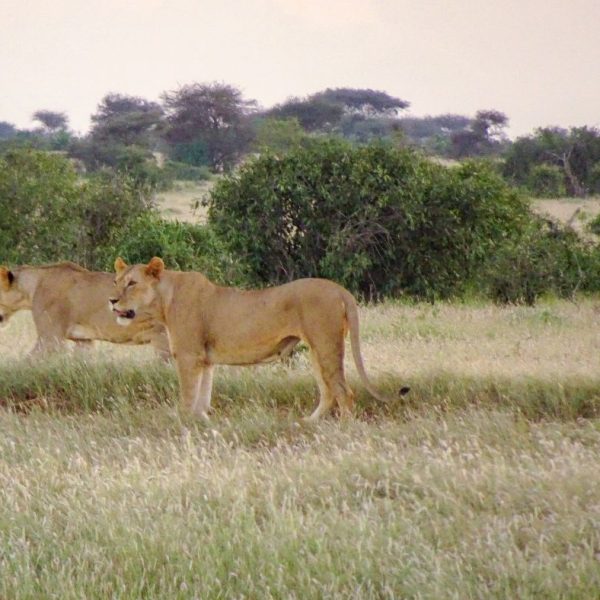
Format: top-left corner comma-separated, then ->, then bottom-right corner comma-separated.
113,308 -> 136,320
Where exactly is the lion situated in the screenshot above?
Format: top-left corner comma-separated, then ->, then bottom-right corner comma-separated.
0,262 -> 170,359
110,256 -> 408,421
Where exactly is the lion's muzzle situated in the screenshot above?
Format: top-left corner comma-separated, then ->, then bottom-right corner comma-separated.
113,308 -> 136,320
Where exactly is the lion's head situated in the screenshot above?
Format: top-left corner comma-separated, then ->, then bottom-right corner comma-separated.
0,267 -> 30,327
110,257 -> 164,326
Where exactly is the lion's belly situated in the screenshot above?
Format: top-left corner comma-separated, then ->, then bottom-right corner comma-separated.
67,324 -> 99,341
207,336 -> 300,366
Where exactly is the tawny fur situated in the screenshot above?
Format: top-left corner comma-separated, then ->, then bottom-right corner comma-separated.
111,257 -> 399,421
0,262 -> 169,358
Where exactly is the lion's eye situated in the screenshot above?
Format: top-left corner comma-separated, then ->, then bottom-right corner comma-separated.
127,280 -> 137,287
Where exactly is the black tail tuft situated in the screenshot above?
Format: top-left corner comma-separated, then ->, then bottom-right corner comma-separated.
399,386 -> 411,396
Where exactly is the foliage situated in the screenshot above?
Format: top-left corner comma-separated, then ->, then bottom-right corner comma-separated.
263,87 -> 409,136
76,171 -> 154,268
104,212 -> 247,285
0,149 -> 153,268
162,82 -> 256,171
32,110 -> 68,133
483,218 -> 600,304
526,164 -> 566,197
208,140 -> 531,300
503,126 -> 600,197
450,110 -> 509,158
169,139 -> 209,167
0,121 -> 18,140
162,160 -> 211,182
90,93 -> 164,147
0,150 -> 81,264
310,87 -> 409,115
252,117 -> 308,153
398,114 -> 471,155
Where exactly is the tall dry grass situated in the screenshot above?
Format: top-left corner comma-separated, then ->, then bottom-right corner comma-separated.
1,299 -> 600,598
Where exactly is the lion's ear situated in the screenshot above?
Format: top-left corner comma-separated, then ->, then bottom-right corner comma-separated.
145,257 -> 165,279
0,267 -> 14,292
114,257 -> 128,275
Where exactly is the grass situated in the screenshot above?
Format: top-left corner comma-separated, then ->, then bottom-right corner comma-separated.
153,180 -> 213,223
1,299 -> 600,598
533,195 -> 600,237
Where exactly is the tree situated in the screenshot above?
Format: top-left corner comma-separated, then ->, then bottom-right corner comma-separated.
451,109 -> 508,158
311,88 -> 409,116
265,97 -> 343,132
162,82 -> 257,171
503,126 -> 600,197
90,93 -> 164,147
264,88 -> 409,135
32,110 -> 69,133
252,117 -> 308,153
398,114 -> 471,156
0,121 -> 18,140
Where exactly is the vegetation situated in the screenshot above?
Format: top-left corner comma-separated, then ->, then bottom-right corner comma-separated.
105,212 -> 246,285
162,82 -> 257,172
209,140 -> 531,300
0,150 -> 153,268
504,126 -> 600,197
1,300 -> 600,598
3,82 -> 600,196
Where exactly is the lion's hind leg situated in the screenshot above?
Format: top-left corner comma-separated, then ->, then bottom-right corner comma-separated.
305,341 -> 354,421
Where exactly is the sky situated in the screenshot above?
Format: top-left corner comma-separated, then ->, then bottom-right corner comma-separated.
1,0 -> 599,138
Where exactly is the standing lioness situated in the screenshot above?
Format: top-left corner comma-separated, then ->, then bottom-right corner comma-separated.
0,262 -> 169,358
110,256 -> 407,420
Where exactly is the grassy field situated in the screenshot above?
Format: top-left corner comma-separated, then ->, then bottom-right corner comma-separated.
1,299 -> 600,598
154,180 -> 213,223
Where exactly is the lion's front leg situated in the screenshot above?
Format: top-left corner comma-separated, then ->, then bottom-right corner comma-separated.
193,364 -> 214,416
174,353 -> 208,421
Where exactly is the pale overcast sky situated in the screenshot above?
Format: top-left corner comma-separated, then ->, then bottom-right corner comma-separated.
1,0 -> 598,138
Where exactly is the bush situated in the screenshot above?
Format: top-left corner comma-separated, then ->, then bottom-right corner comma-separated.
483,218 -> 600,304
104,213 -> 248,285
0,149 -> 154,269
162,160 -> 211,182
526,164 -> 566,197
76,171 -> 154,268
0,149 -> 82,264
208,140 -> 531,300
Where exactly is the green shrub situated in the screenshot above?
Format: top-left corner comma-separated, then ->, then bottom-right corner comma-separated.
208,140 -> 531,299
103,212 -> 248,285
0,149 -> 82,264
526,164 -> 566,197
114,146 -> 172,190
76,171 -> 154,268
170,140 -> 209,167
0,149 -> 154,269
483,218 -> 600,304
162,160 -> 211,182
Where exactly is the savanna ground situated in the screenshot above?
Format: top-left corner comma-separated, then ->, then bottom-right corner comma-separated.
2,190 -> 600,598
1,295 -> 600,599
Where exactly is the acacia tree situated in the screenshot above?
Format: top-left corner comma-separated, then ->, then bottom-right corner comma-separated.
264,88 -> 409,135
451,109 -> 508,158
162,82 -> 257,171
0,121 -> 18,140
32,110 -> 69,133
90,93 -> 164,147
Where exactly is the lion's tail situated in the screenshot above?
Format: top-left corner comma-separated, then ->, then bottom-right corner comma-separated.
342,291 -> 409,403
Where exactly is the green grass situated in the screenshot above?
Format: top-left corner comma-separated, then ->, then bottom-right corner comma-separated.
1,299 -> 600,598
